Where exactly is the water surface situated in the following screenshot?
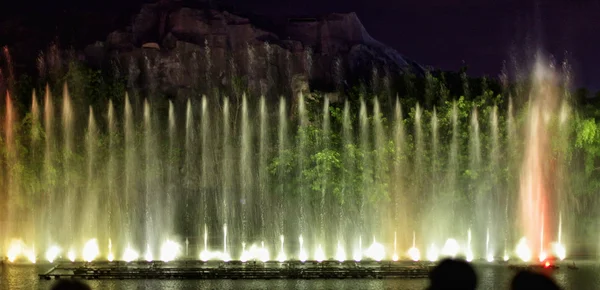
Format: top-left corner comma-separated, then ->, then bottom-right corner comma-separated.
1,262 -> 599,290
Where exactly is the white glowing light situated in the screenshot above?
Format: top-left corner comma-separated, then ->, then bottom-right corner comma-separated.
83,239 -> 100,262
240,243 -> 251,262
46,246 -> 61,263
199,249 -> 212,262
221,252 -> 231,262
223,224 -> 228,258
298,248 -> 308,262
466,229 -> 473,262
240,243 -> 266,262
199,251 -> 209,262
258,242 -> 270,262
199,250 -> 232,262
442,239 -> 460,257
7,241 -> 37,263
7,240 -> 23,263
314,245 -> 326,262
503,254 -> 509,262
277,235 -> 287,262
336,243 -> 346,262
24,247 -> 36,264
353,251 -> 362,262
160,240 -> 180,262
393,231 -> 398,262
246,244 -> 258,261
552,243 -> 566,261
298,236 -> 308,262
123,246 -> 139,262
107,239 -> 114,262
427,244 -> 439,262
516,237 -> 532,262
365,240 -> 385,262
67,249 -> 76,262
539,251 -> 547,262
144,244 -> 153,262
408,247 -> 421,262
465,248 -> 474,262
277,251 -> 287,262
486,253 -> 494,262
354,236 -> 363,262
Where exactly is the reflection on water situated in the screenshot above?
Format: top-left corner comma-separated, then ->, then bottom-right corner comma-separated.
1,262 -> 600,290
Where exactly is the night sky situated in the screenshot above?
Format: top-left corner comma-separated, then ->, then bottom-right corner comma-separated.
226,0 -> 600,91
3,0 -> 600,91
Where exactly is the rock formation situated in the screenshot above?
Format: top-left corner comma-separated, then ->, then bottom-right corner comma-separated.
81,1 -> 424,100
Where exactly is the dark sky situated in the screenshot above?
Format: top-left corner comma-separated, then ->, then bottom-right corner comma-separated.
4,0 -> 600,91
225,0 -> 600,91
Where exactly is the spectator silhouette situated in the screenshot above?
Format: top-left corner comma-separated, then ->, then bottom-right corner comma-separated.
427,258 -> 477,290
51,280 -> 91,290
511,270 -> 561,290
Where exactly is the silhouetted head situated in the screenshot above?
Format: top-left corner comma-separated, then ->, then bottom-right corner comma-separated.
428,258 -> 477,290
511,270 -> 561,290
51,280 -> 91,290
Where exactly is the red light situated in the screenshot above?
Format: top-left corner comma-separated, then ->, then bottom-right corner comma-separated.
544,261 -> 551,268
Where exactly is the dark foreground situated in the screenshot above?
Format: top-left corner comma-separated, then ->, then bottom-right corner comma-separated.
2,261 -> 600,290
38,260 -> 433,280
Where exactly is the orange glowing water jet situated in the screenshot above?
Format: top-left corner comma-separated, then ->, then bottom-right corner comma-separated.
519,59 -> 562,261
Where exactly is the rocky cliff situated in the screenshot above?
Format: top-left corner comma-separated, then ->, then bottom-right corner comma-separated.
0,1 -> 423,100
80,1 -> 424,99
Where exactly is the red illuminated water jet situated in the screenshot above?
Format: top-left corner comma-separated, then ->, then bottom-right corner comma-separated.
519,59 -> 561,260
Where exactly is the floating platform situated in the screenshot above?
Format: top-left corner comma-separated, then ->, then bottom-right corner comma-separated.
38,260 -> 435,280
507,263 -> 560,271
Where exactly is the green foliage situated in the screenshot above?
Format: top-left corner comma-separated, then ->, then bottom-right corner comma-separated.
265,68 -> 600,222
5,57 -> 600,223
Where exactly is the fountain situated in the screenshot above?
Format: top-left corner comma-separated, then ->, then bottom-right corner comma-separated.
0,53 -> 580,271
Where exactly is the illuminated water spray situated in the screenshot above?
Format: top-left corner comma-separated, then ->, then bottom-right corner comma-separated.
407,231 -> 420,261
222,224 -> 230,262
486,228 -> 493,262
240,242 -> 248,262
298,235 -> 308,262
364,237 -> 385,261
558,212 -> 562,245
7,240 -> 22,262
107,239 -> 114,262
539,217 -> 546,262
204,224 -> 208,251
392,231 -> 398,261
144,244 -> 153,262
46,246 -> 61,263
516,237 -> 532,262
466,229 -> 473,262
160,240 -> 180,262
519,59 -> 563,262
259,241 -> 269,262
277,235 -> 286,262
199,224 -> 210,261
67,248 -> 76,262
553,212 -> 566,260
353,236 -> 363,262
427,243 -> 439,262
442,239 -> 459,257
82,239 -> 100,262
123,245 -> 139,262
25,246 -> 36,263
336,241 -> 346,262
185,238 -> 189,257
314,244 -> 325,262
